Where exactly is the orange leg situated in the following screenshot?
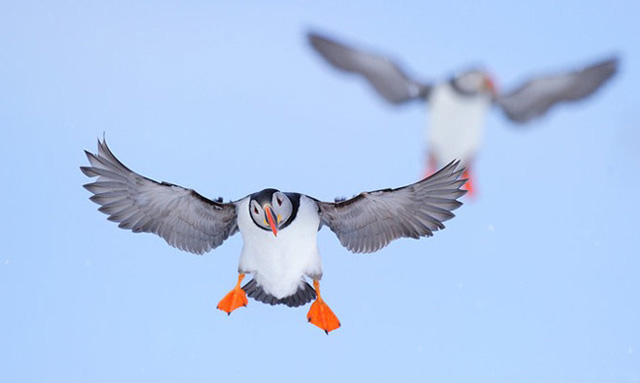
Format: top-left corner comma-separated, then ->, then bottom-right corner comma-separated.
422,153 -> 437,179
217,273 -> 248,315
307,280 -> 341,334
462,168 -> 475,197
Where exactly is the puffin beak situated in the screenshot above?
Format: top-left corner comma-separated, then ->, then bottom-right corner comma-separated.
264,205 -> 278,237
484,77 -> 497,98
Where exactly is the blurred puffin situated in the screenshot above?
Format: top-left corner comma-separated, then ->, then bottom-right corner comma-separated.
81,139 -> 466,334
307,31 -> 619,195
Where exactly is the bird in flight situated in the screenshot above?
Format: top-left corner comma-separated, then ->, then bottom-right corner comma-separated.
307,31 -> 618,195
81,139 -> 467,333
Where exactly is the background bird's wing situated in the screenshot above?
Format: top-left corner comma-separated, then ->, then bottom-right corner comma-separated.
313,161 -> 466,254
80,139 -> 238,255
307,31 -> 431,104
497,56 -> 619,123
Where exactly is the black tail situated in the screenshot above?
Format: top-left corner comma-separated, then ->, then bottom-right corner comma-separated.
242,279 -> 316,307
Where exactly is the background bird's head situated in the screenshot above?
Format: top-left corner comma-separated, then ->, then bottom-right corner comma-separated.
249,189 -> 295,236
451,68 -> 498,98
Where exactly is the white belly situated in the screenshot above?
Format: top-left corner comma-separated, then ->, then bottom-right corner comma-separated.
236,195 -> 322,299
427,84 -> 491,166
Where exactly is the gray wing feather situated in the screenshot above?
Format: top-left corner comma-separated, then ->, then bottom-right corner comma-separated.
80,139 -> 238,255
497,56 -> 619,123
307,31 -> 431,104
314,161 -> 466,254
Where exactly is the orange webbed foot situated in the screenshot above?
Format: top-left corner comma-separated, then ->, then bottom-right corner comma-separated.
217,274 -> 248,315
422,154 -> 437,180
307,299 -> 341,334
217,286 -> 247,315
307,280 -> 341,334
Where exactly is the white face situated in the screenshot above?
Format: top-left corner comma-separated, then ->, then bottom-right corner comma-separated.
454,70 -> 495,96
249,191 -> 293,235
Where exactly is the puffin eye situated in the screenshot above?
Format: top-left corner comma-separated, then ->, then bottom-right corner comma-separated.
253,206 -> 259,215
277,197 -> 282,206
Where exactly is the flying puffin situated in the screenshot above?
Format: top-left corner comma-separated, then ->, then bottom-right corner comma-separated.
81,139 -> 467,334
307,31 -> 619,195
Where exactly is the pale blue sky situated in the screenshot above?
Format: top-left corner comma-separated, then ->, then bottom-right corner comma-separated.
1,1 -> 639,382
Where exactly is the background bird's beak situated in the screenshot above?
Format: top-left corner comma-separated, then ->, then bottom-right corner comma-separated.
484,76 -> 498,97
264,205 -> 278,237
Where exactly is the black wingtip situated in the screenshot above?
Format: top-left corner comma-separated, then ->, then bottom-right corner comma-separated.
599,55 -> 620,69
591,55 -> 621,80
306,30 -> 350,55
79,166 -> 96,177
306,30 -> 327,43
95,132 -> 107,147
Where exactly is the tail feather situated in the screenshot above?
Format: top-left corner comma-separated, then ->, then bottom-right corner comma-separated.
242,279 -> 317,307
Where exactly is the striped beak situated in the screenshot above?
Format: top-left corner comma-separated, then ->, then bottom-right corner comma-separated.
264,205 -> 278,237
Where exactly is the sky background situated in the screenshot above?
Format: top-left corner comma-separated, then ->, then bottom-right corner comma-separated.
1,1 -> 639,382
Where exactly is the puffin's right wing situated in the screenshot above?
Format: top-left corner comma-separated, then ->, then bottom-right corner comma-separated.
307,31 -> 431,104
497,56 -> 619,123
314,161 -> 466,254
81,139 -> 238,255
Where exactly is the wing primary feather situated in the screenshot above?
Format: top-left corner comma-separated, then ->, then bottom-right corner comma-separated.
314,160 -> 466,253
307,31 -> 431,104
498,56 -> 619,123
81,137 -> 238,255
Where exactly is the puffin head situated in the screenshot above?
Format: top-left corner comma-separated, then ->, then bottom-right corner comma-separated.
452,68 -> 497,98
248,189 -> 294,237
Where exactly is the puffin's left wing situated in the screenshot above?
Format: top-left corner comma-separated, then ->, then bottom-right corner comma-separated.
307,31 -> 431,104
313,161 -> 466,254
81,139 -> 238,255
497,56 -> 619,123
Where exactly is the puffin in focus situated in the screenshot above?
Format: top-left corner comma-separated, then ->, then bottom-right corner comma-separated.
307,31 -> 619,195
81,139 -> 467,333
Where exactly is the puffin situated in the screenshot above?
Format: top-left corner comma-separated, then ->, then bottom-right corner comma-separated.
307,31 -> 619,195
81,139 -> 467,333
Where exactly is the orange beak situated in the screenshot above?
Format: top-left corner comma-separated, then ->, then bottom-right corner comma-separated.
484,76 -> 498,97
264,205 -> 278,237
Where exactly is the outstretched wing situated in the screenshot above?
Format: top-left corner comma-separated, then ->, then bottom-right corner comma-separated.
497,56 -> 619,123
314,161 -> 466,253
80,139 -> 238,255
307,31 -> 431,104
